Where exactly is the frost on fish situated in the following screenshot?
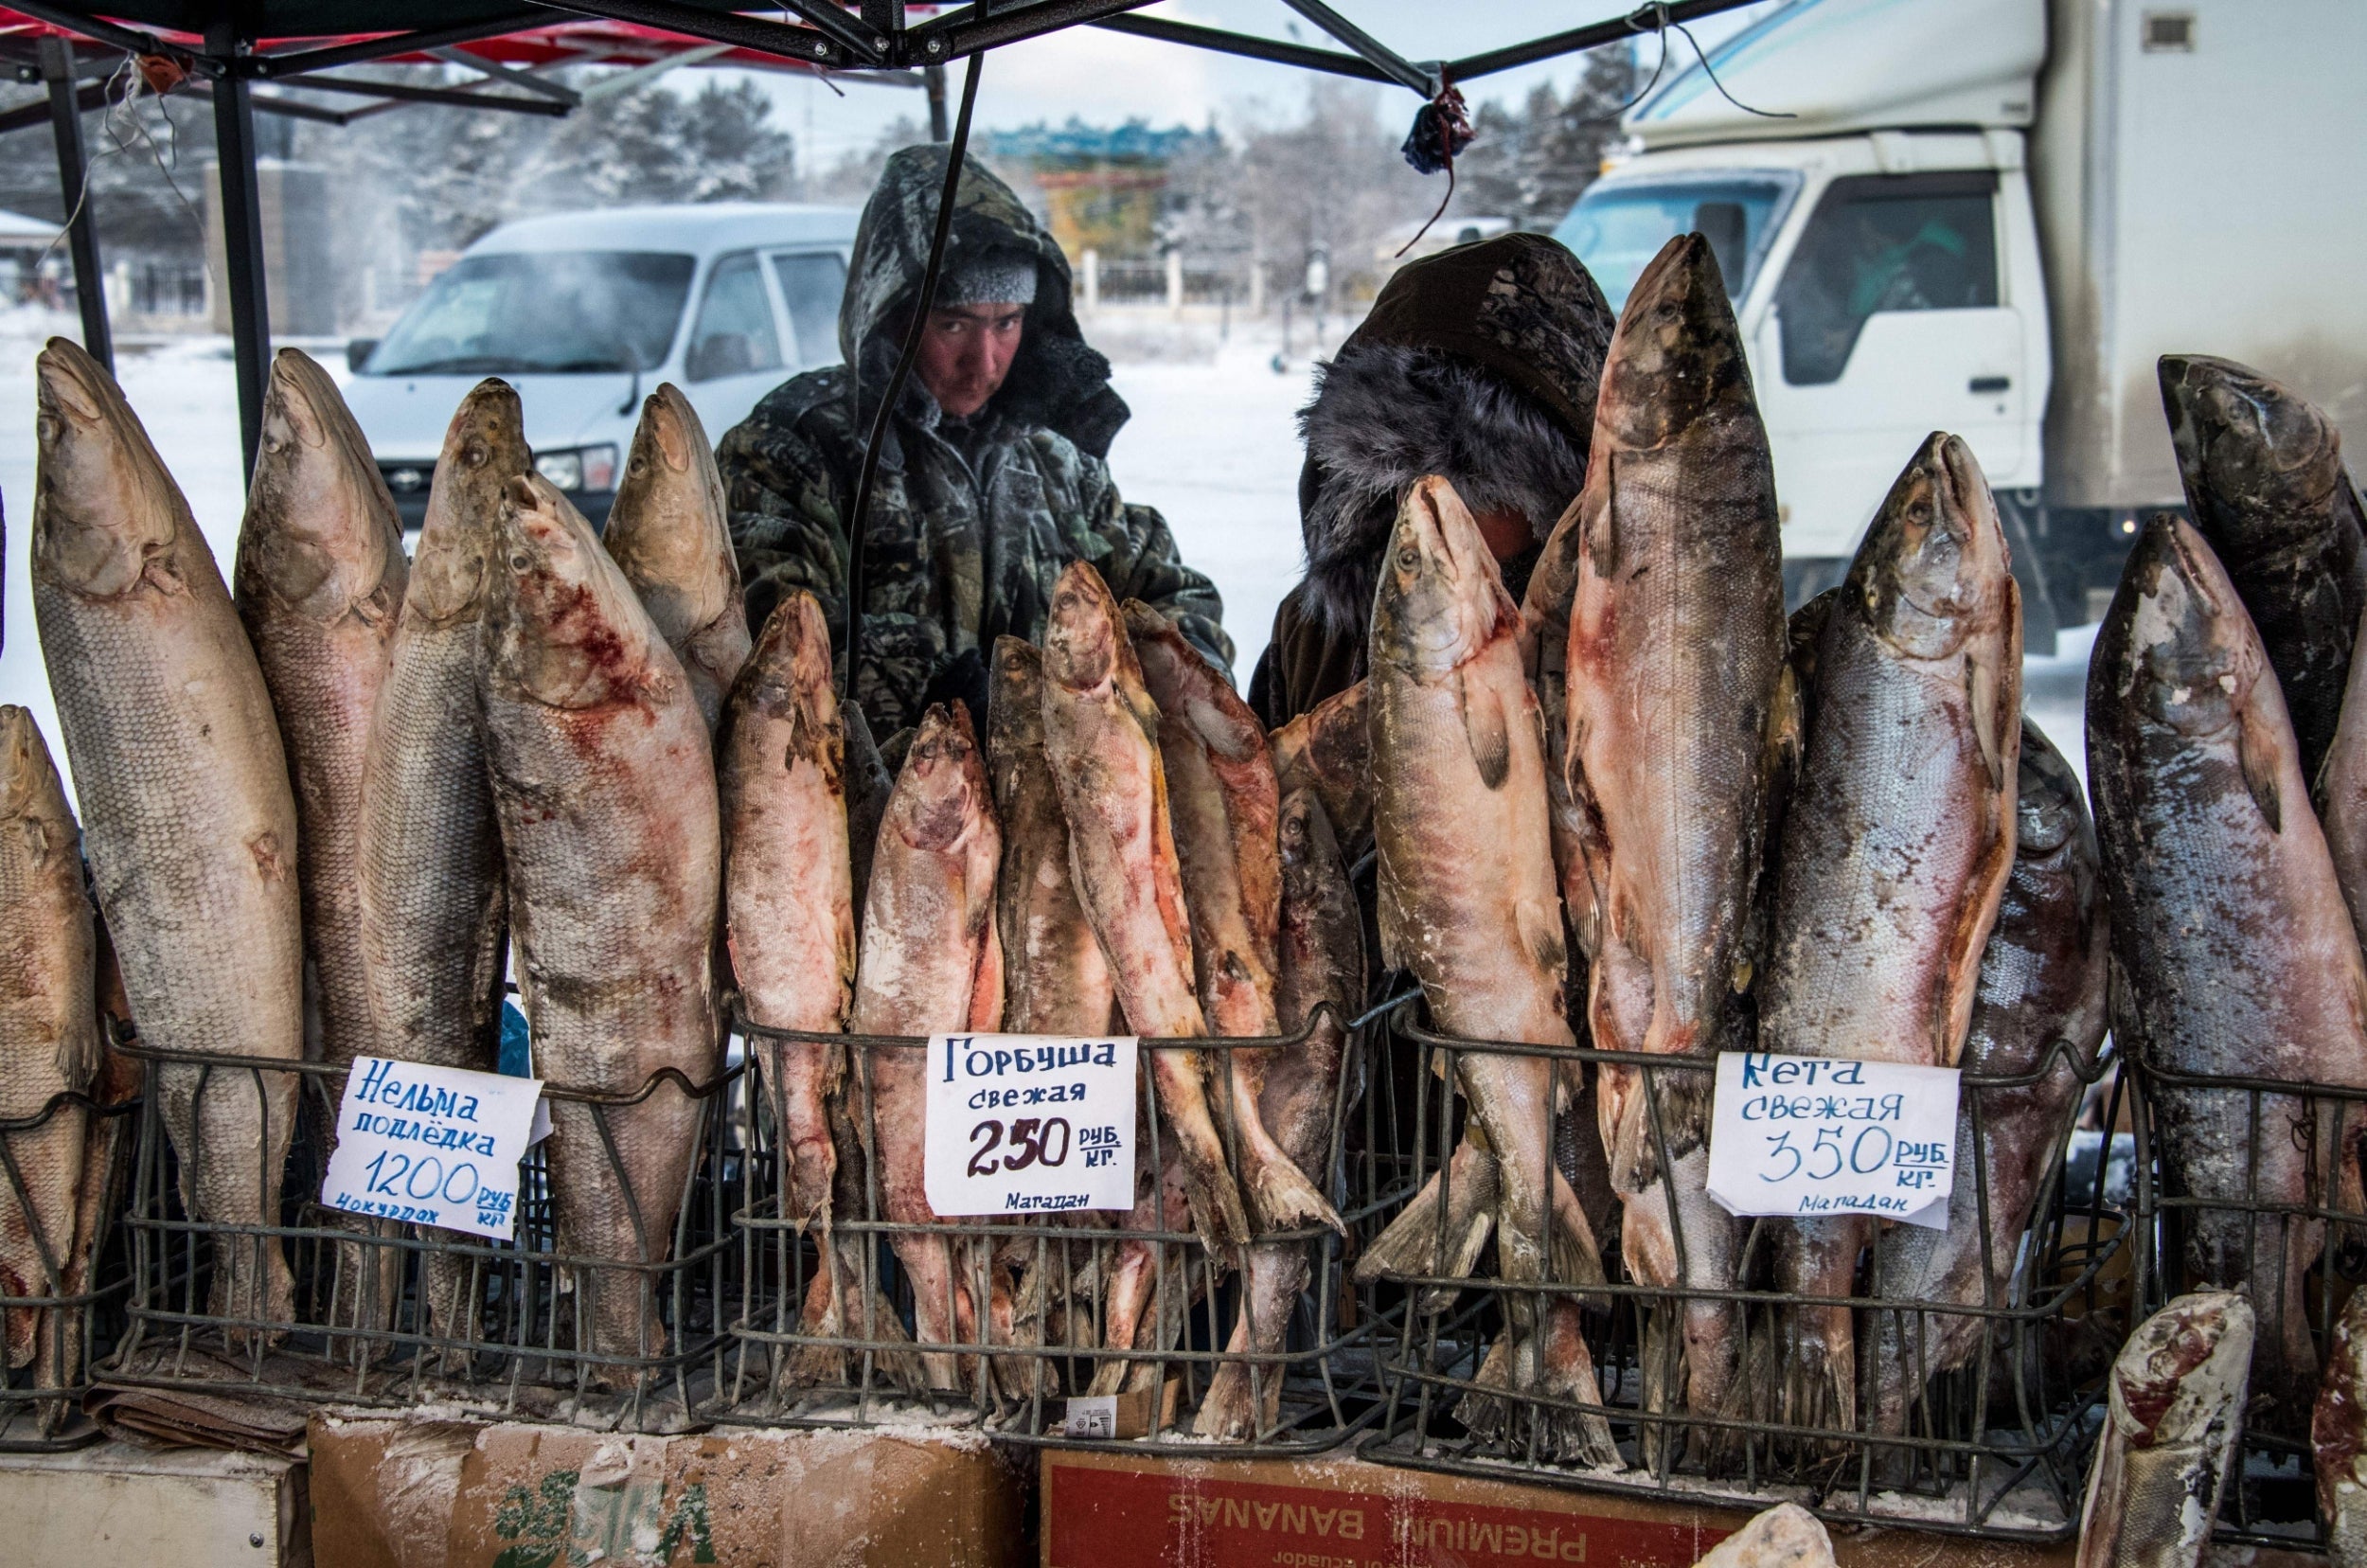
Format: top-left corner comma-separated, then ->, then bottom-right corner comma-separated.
2074,1292 -> 2251,1568
2089,515 -> 2367,1431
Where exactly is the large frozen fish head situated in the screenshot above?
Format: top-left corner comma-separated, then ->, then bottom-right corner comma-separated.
733,590 -> 841,774
2111,515 -> 2278,744
32,336 -> 183,598
884,702 -> 989,855
1850,433 -> 2015,661
606,383 -> 737,644
238,348 -> 404,621
1042,560 -> 1124,698
1593,231 -> 1754,451
2160,353 -> 2348,543
487,472 -> 670,710
1369,474 -> 1516,683
409,378 -> 527,625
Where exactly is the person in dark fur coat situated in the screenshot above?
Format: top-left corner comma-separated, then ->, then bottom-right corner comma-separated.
1247,233 -> 1617,730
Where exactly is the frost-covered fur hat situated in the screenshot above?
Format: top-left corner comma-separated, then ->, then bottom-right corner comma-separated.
1296,232 -> 1615,636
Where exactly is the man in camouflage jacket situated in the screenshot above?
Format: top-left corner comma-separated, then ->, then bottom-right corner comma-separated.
718,145 -> 1231,736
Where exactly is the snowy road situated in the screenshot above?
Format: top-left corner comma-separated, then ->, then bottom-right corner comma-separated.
0,312 -> 2094,810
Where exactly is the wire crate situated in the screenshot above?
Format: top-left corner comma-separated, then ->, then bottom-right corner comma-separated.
1358,1000 -> 2126,1542
0,1080 -> 141,1451
719,998 -> 1414,1452
98,1025 -> 748,1432
2124,1047 -> 2367,1554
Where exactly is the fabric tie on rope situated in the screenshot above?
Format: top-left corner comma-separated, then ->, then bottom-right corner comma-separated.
1394,83 -> 1472,258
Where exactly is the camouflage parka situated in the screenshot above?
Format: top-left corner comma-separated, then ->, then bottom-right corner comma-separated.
717,146 -> 1231,734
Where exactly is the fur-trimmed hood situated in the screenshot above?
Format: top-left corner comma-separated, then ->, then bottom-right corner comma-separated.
1294,232 -> 1614,636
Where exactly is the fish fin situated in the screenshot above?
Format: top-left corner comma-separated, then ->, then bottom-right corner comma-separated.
1457,668 -> 1513,792
2239,700 -> 2286,833
55,1018 -> 101,1096
1557,719 -> 1613,955
1967,639 -> 2011,796
1356,1146 -> 1498,1287
1549,1171 -> 1611,1303
968,917 -> 1006,1031
1517,896 -> 1570,997
1376,863 -> 1410,976
1932,806 -> 2017,1065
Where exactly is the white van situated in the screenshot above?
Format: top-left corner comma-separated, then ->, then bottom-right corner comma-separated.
344,202 -> 860,529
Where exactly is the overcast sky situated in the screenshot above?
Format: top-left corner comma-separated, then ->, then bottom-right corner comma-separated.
743,1 -> 1780,170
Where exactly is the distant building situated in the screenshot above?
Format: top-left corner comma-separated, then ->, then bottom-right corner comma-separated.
982,118 -> 1219,259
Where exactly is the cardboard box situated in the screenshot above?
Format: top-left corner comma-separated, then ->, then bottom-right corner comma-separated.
311,1413 -> 1031,1568
1042,1449 -> 2085,1568
0,1439 -> 311,1566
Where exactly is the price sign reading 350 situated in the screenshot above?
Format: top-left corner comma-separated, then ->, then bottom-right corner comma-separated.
1703,1051 -> 1961,1230
925,1033 -> 1137,1216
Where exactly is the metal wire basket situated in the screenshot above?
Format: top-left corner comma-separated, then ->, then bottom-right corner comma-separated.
1358,999 -> 2125,1541
2124,1047 -> 2367,1552
719,997 -> 1414,1451
0,1081 -> 141,1451
99,1024 -> 747,1431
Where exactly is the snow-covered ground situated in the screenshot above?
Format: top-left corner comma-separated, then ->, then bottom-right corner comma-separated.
0,307 -> 2092,811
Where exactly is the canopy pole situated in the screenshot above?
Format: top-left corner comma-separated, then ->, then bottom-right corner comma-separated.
208,19 -> 272,484
38,36 -> 112,373
923,62 -> 947,138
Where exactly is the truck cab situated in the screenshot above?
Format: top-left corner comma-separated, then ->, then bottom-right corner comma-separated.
1559,130 -> 2050,612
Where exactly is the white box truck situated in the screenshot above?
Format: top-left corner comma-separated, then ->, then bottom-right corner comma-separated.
1551,0 -> 2367,651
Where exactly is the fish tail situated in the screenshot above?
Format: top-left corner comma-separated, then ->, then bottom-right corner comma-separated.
1773,1217 -> 1863,1437
1357,1145 -> 1498,1306
1179,1149 -> 1253,1253
1243,1147 -> 1343,1237
1456,1299 -> 1620,1468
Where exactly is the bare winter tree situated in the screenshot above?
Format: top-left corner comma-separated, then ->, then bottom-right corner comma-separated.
1228,80 -> 1432,300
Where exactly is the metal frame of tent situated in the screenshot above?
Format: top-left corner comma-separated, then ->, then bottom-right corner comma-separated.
2,0 -> 1759,476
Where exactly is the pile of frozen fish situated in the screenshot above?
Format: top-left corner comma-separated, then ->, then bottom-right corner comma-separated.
18,337 -> 1365,1431
26,340 -> 732,1375
1325,231 -> 2112,1468
736,554 -> 1362,1438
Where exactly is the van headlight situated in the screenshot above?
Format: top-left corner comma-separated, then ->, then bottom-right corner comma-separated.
533,443 -> 618,493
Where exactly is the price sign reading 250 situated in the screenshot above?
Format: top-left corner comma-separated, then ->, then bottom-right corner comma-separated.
925,1032 -> 1138,1216
966,1115 -> 1073,1176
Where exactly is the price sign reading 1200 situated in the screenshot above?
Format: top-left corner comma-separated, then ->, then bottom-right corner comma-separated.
1703,1051 -> 1961,1230
925,1034 -> 1138,1216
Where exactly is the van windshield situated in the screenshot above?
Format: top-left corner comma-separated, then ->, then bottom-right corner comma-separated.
1554,174 -> 1798,312
365,251 -> 697,375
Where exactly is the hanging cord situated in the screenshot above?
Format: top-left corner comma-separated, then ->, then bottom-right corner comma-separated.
839,49 -> 983,699
1393,81 -> 1470,258
33,49 -> 210,288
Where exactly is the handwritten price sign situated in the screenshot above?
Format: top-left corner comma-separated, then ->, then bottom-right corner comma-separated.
321,1057 -> 544,1239
1704,1051 -> 1959,1230
924,1033 -> 1138,1216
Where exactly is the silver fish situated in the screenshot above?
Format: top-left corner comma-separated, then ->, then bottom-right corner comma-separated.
480,473 -> 721,1371
2089,514 -> 2367,1427
232,347 -> 408,1343
2317,1287 -> 2367,1568
359,378 -> 526,1351
1759,432 -> 2021,1432
33,336 -> 303,1340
